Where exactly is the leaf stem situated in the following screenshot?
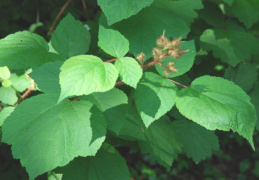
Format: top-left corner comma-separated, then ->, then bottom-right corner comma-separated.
166,78 -> 189,88
104,58 -> 118,63
81,0 -> 90,20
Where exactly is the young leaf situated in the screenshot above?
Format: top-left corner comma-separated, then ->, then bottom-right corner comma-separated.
200,29 -> 258,67
1,93 -> 102,179
135,72 -> 177,127
30,61 -> 63,94
51,13 -> 91,58
172,120 -> 219,163
97,0 -> 154,25
0,107 -> 15,126
224,63 -> 258,92
0,66 -> 11,80
155,40 -> 196,78
82,88 -> 128,135
0,31 -> 65,70
59,55 -> 118,101
115,57 -> 142,88
232,0 -> 259,29
98,26 -> 129,58
101,0 -> 202,57
56,144 -> 130,180
0,87 -> 18,105
9,73 -> 31,92
176,76 -> 257,149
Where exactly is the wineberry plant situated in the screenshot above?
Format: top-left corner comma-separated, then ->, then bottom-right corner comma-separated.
0,0 -> 258,179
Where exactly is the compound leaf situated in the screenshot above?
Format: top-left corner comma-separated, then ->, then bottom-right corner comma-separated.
82,88 -> 128,135
0,31 -> 65,70
200,29 -> 258,67
56,144 -> 129,180
172,120 -> 219,163
97,0 -> 154,25
155,40 -> 196,78
51,13 -> 91,58
98,26 -> 129,58
135,72 -> 177,127
2,93 -> 99,179
115,57 -> 142,88
59,55 -> 118,102
176,76 -> 257,149
224,63 -> 258,92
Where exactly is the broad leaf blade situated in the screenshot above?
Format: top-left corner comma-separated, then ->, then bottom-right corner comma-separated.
135,72 -> 177,127
0,107 -> 15,126
59,55 -> 118,101
0,87 -> 18,105
250,84 -> 259,131
176,76 -> 257,149
0,31 -> 65,70
98,26 -> 129,58
172,120 -> 219,163
56,144 -> 130,180
115,57 -> 142,88
51,13 -> 91,58
2,94 -> 98,179
97,0 -> 154,25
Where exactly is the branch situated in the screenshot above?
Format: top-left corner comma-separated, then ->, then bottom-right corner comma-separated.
141,53 -> 168,70
48,0 -> 72,35
166,78 -> 189,88
104,58 -> 118,63
81,0 -> 90,20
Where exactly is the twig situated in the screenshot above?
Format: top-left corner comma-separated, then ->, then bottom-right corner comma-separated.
115,81 -> 125,86
48,0 -> 72,35
104,58 -> 118,63
81,0 -> 90,20
166,78 -> 189,88
141,53 -> 168,70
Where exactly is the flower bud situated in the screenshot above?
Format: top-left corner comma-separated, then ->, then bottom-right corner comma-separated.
152,48 -> 163,59
178,49 -> 189,57
136,52 -> 145,63
168,49 -> 179,59
171,37 -> 182,49
167,62 -> 178,73
156,31 -> 169,48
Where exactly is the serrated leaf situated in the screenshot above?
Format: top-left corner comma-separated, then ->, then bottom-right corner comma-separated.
155,40 -> 196,78
56,144 -> 130,180
172,120 -> 219,163
97,0 -> 154,25
9,73 -> 31,92
0,31 -> 65,70
59,55 -> 118,102
30,61 -> 62,94
119,107 -> 181,169
100,0 -> 202,57
176,75 -> 256,149
0,87 -> 18,105
232,0 -> 259,29
224,63 -> 258,92
82,88 -> 128,135
98,26 -> 129,58
135,72 -> 177,127
51,13 -> 91,58
250,84 -> 259,131
1,93 -> 106,179
115,57 -> 142,88
0,66 -> 11,80
0,107 -> 15,126
200,29 -> 258,67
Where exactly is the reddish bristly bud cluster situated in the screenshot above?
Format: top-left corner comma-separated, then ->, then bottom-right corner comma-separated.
136,52 -> 145,64
151,31 -> 189,75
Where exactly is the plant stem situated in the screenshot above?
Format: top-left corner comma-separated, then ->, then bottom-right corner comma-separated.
166,78 -> 189,88
81,0 -> 90,20
141,53 -> 168,70
104,58 -> 118,63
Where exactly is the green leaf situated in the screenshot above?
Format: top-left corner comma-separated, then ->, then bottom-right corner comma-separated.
101,0 -> 202,57
51,13 -> 91,58
30,61 -> 62,94
0,31 -> 65,70
232,0 -> 259,29
2,93 -> 104,179
172,120 -> 219,163
135,72 -> 177,127
9,73 -> 31,92
115,57 -> 142,88
0,66 -> 11,80
224,63 -> 258,92
59,55 -> 118,102
176,75 -> 256,149
0,87 -> 18,105
82,88 -> 128,135
155,40 -> 196,78
250,84 -> 259,131
223,0 -> 233,5
97,0 -> 154,25
2,80 -> 12,87
200,29 -> 258,67
56,144 -> 130,180
0,107 -> 15,126
98,26 -> 129,58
